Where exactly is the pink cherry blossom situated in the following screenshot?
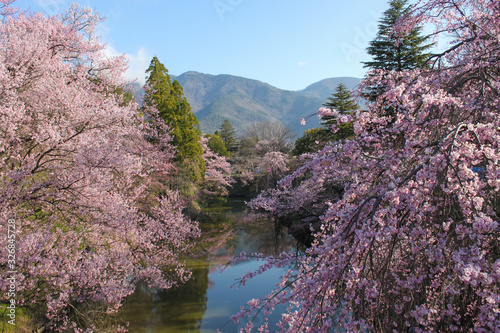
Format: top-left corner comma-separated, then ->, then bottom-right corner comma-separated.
200,136 -> 234,197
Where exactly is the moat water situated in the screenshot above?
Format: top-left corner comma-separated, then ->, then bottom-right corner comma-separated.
118,197 -> 298,332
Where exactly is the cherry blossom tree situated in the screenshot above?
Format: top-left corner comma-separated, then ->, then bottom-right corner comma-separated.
238,0 -> 500,331
0,3 -> 198,331
200,136 -> 234,198
239,150 -> 291,192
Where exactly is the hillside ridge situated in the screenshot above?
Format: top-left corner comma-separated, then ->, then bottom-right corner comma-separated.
134,72 -> 362,137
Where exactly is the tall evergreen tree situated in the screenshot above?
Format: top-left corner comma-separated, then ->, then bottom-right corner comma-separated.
144,57 -> 203,163
363,0 -> 432,71
218,119 -> 238,152
323,83 -> 359,115
363,0 -> 433,101
320,83 -> 358,141
144,57 -> 205,184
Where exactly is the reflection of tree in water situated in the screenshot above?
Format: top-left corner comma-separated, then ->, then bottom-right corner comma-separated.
232,212 -> 297,256
119,262 -> 210,332
198,199 -> 298,266
118,197 -> 299,332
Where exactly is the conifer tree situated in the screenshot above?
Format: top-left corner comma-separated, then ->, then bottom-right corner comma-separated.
364,0 -> 432,71
144,57 -> 204,181
319,83 -> 358,141
363,0 -> 433,101
323,83 -> 359,114
144,57 -> 203,164
218,119 -> 238,152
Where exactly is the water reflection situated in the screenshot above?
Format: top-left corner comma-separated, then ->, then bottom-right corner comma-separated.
122,261 -> 209,332
118,198 -> 297,332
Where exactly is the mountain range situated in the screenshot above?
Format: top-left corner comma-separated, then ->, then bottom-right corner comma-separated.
133,72 -> 362,137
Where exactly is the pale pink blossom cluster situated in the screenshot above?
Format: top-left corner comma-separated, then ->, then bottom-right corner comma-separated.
237,0 -> 500,331
258,152 -> 289,175
317,106 -> 339,119
200,136 -> 234,196
239,148 -> 292,191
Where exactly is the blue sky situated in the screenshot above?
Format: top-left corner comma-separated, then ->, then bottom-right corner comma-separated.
15,0 -> 391,91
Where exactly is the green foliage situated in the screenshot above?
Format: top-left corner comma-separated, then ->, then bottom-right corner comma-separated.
168,161 -> 202,203
144,57 -> 204,164
299,83 -> 357,148
363,0 -> 433,102
321,83 -> 358,138
293,123 -> 355,156
144,57 -> 204,181
205,133 -> 229,157
293,128 -> 328,155
218,119 -> 238,152
363,0 -> 432,72
331,122 -> 355,141
323,83 -> 359,114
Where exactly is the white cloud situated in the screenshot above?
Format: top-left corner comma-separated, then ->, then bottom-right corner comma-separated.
298,61 -> 307,67
103,44 -> 152,85
123,47 -> 152,85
